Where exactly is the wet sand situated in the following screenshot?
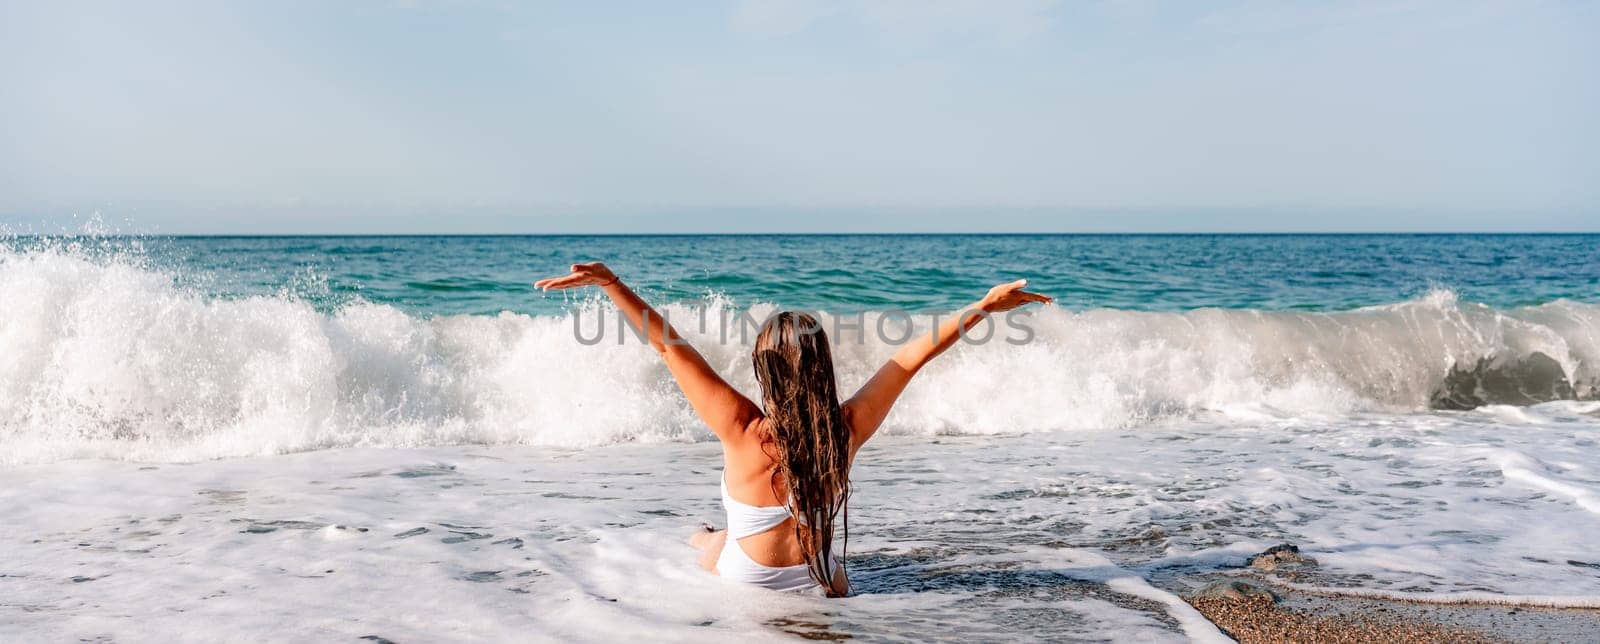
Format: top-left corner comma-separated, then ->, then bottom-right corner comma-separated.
1183,578 -> 1600,643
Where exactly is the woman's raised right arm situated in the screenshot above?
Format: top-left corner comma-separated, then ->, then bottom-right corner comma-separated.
536,262 -> 764,441
841,279 -> 1050,452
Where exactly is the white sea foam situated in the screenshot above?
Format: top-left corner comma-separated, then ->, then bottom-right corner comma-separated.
3,245 -> 1599,464
1496,449 -> 1600,516
5,412 -> 1599,641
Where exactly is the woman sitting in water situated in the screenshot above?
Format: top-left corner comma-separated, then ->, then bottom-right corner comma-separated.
535,262 -> 1051,596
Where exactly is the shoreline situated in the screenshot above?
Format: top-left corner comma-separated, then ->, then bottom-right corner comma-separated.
1180,574 -> 1600,643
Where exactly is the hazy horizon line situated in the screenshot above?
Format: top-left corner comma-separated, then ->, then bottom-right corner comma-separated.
8,231 -> 1600,238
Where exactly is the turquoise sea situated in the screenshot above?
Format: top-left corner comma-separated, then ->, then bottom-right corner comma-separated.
19,233 -> 1597,316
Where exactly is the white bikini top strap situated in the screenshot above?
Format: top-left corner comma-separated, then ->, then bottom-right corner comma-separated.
721,474 -> 793,540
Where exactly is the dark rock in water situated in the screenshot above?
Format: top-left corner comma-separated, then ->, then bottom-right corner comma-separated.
1430,352 -> 1576,410
1193,579 -> 1279,602
1248,543 -> 1318,572
393,527 -> 429,538
358,637 -> 397,644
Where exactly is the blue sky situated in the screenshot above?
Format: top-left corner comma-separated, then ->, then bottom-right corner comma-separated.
1,0 -> 1595,233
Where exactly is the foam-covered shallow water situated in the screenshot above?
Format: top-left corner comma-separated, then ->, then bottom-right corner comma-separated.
4,409 -> 1599,641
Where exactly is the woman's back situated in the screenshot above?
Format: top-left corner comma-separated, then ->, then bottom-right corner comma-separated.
719,412 -> 859,569
722,424 -> 804,567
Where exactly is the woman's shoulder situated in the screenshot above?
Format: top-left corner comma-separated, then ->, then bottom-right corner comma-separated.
721,418 -> 774,461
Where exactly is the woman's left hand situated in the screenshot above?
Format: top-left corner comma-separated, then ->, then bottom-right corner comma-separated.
534,262 -> 618,291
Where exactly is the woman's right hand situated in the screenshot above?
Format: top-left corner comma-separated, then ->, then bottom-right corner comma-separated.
980,279 -> 1052,313
534,262 -> 618,291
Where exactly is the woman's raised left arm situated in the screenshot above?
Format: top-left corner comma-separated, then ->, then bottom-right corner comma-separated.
842,279 -> 1050,452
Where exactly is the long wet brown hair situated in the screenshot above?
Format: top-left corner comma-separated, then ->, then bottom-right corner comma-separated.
752,311 -> 851,595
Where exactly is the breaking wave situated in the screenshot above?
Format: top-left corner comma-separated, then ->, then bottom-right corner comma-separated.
2,244 -> 1597,463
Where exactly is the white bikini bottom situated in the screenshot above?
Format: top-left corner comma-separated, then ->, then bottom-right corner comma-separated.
716,537 -> 836,594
